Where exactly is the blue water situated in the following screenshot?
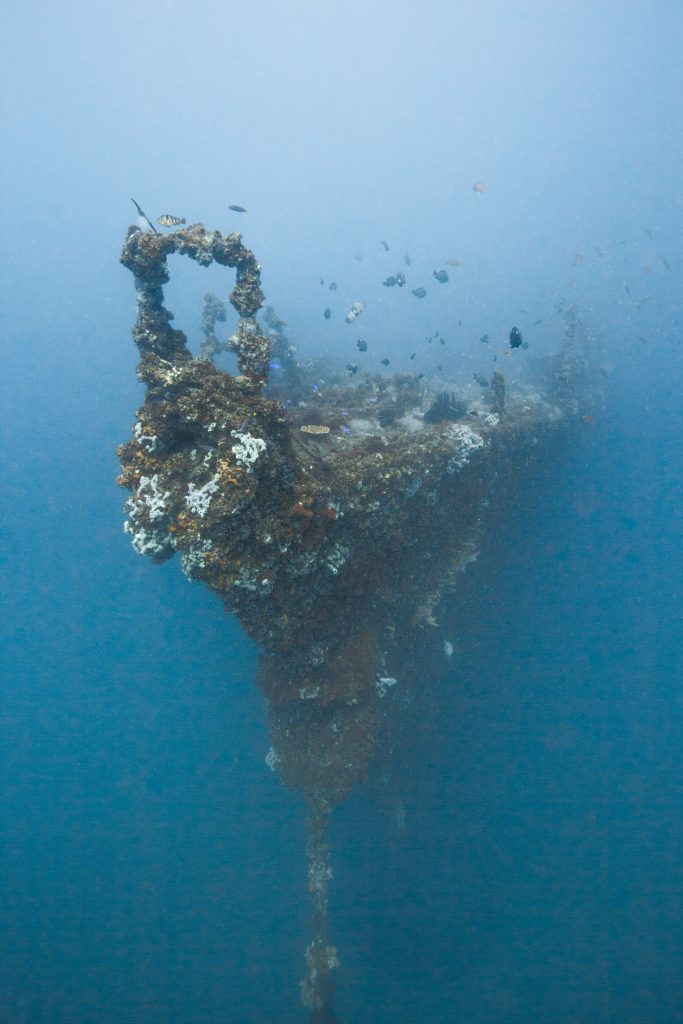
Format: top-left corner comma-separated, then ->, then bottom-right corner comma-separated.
2,2 -> 682,1021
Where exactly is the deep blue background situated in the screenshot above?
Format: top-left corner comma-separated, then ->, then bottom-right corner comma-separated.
2,2 -> 682,1021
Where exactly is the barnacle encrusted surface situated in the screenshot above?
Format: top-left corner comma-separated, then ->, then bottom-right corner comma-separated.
118,225 -> 588,804
121,223 -> 270,375
118,223 -> 592,1021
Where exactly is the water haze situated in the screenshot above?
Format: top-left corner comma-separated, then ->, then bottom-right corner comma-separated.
1,2 -> 682,1022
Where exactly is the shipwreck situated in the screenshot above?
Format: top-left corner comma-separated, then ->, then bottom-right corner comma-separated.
118,219 -> 592,1022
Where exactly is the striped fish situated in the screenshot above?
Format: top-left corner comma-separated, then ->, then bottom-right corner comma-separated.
157,214 -> 186,226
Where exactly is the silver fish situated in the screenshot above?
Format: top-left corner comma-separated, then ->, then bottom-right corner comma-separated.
345,301 -> 366,324
157,214 -> 186,226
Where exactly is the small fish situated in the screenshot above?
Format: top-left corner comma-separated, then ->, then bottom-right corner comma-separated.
357,338 -> 368,352
410,353 -> 416,360
534,318 -> 542,325
404,252 -> 411,266
433,269 -> 449,283
381,240 -> 390,251
439,338 -> 445,345
320,277 -> 325,285
346,363 -> 358,375
345,301 -> 366,324
354,254 -> 363,262
445,258 -> 463,267
412,287 -> 427,299
328,282 -> 337,291
157,213 -> 186,227
473,181 -> 487,194
228,204 -> 247,213
396,272 -> 406,288
380,358 -> 390,366
324,307 -> 331,320
383,276 -> 397,288
509,326 -> 523,349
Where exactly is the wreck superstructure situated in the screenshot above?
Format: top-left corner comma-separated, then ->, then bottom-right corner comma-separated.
118,222 -> 590,1022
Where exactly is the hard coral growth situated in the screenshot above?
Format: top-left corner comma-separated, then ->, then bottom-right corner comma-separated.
118,220 -> 592,1023
121,223 -> 270,376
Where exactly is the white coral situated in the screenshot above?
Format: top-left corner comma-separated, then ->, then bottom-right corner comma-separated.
185,474 -> 220,518
230,430 -> 267,472
446,424 -> 485,472
124,522 -> 174,557
180,540 -> 214,579
127,474 -> 169,520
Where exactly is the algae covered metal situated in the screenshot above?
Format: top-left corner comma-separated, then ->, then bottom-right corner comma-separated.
118,220 -> 591,1022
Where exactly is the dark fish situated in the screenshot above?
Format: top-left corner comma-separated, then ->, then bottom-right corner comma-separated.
412,287 -> 427,299
157,213 -> 186,226
534,318 -> 542,325
396,272 -> 406,287
480,333 -> 491,344
381,240 -> 390,251
357,338 -> 368,352
328,282 -> 337,291
404,252 -> 411,266
383,276 -> 397,287
324,307 -> 331,320
228,204 -> 247,213
346,363 -> 358,375
354,254 -> 363,262
380,358 -> 390,366
410,353 -> 416,360
473,372 -> 489,388
320,278 -> 325,285
509,326 -> 523,348
433,269 -> 449,283
440,338 -> 445,345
